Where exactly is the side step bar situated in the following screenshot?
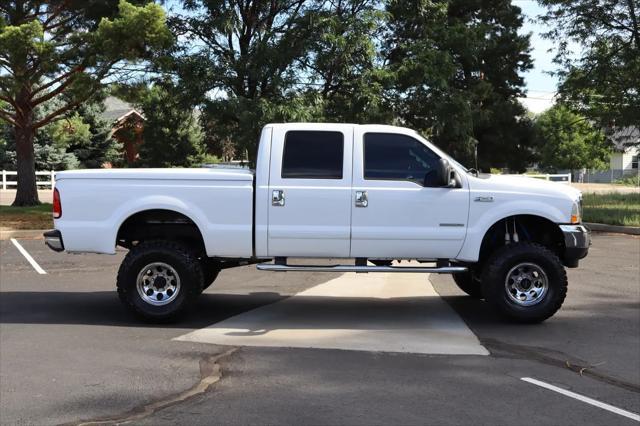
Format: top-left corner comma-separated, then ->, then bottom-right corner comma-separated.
256,263 -> 467,274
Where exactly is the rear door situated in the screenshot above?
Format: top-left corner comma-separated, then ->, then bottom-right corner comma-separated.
267,126 -> 353,257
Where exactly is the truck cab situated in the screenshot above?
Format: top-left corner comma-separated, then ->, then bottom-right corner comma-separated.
255,123 -> 469,260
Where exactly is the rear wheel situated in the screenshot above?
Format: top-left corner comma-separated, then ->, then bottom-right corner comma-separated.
481,242 -> 567,323
117,240 -> 204,322
452,268 -> 483,299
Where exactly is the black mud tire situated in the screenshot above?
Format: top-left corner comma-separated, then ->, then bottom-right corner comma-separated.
117,240 -> 204,323
452,269 -> 484,299
481,242 -> 567,323
201,258 -> 221,291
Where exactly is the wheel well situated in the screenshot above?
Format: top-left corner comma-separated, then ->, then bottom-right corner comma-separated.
116,209 -> 205,254
478,215 -> 564,264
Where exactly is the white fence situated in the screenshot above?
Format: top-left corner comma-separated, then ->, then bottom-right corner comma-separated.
566,168 -> 639,184
1,170 -> 55,190
502,173 -> 572,184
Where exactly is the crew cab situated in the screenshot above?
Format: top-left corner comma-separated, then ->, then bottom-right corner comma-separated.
44,123 -> 590,323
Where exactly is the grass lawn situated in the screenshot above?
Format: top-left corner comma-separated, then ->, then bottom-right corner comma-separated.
0,203 -> 53,230
582,193 -> 640,227
614,175 -> 640,187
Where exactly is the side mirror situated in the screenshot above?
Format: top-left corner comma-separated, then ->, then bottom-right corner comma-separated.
436,158 -> 454,187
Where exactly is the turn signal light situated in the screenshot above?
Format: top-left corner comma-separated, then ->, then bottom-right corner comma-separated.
570,201 -> 581,224
53,188 -> 62,219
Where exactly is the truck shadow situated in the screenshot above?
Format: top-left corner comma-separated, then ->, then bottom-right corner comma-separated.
0,291 -> 639,331
1,289 -> 636,331
0,290 -> 497,330
0,291 -> 286,329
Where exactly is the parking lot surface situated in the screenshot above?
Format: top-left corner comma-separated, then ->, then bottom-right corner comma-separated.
1,234 -> 639,425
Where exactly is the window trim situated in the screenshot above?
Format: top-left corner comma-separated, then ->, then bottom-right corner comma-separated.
362,132 -> 441,187
281,130 -> 345,180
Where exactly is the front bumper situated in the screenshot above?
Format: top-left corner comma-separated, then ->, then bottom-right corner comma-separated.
44,229 -> 64,252
560,224 -> 590,267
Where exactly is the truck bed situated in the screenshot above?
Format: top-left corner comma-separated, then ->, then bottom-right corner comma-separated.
54,168 -> 255,257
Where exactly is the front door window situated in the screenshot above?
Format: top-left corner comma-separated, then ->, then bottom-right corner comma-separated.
363,133 -> 442,186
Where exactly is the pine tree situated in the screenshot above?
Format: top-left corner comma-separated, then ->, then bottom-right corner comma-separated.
384,0 -> 535,171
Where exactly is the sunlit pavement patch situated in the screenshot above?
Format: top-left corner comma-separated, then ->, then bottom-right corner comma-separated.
176,272 -> 489,355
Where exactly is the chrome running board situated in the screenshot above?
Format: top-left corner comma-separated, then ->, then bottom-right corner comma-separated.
256,263 -> 467,274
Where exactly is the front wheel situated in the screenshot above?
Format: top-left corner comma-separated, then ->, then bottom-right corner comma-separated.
481,242 -> 567,323
117,240 -> 204,322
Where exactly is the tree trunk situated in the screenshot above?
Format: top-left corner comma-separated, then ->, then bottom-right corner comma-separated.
12,95 -> 40,206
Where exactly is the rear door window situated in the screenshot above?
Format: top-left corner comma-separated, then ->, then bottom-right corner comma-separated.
282,131 -> 344,179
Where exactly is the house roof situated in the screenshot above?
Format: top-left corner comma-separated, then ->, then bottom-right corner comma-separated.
609,126 -> 640,152
101,96 -> 137,123
113,109 -> 144,125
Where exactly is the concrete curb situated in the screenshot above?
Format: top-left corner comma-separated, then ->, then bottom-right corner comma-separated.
0,229 -> 47,240
585,223 -> 640,236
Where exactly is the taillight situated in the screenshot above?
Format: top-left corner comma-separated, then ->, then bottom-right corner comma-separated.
53,188 -> 62,219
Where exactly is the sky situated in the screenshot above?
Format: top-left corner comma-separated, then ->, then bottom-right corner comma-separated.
514,0 -> 560,113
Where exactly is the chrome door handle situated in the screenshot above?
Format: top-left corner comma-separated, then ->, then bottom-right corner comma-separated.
355,191 -> 368,207
272,189 -> 285,206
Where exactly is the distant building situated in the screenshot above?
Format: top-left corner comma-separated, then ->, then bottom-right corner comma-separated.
102,97 -> 145,164
609,127 -> 639,176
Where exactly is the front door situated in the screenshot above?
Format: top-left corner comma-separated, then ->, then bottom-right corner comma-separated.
350,129 -> 469,260
267,126 -> 353,257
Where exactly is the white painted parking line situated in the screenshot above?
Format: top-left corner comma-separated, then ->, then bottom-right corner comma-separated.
10,238 -> 46,275
176,271 -> 488,355
522,377 -> 640,422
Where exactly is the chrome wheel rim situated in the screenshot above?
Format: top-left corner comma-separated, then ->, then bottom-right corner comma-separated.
504,262 -> 548,306
136,262 -> 181,306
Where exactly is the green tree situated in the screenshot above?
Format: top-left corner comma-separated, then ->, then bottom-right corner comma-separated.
71,100 -> 124,169
384,0 -> 535,171
304,0 -> 391,123
0,0 -> 172,205
48,113 -> 91,150
168,0 -> 320,161
34,143 -> 80,171
538,0 -> 640,130
120,84 -> 205,167
201,92 -> 325,163
0,106 -> 11,168
536,105 -> 610,172
0,119 -> 81,172
0,98 -> 121,171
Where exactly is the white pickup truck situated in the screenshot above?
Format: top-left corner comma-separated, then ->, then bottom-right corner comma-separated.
45,123 -> 590,323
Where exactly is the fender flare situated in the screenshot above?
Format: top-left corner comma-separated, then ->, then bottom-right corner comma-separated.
457,200 -> 566,262
110,195 -> 209,252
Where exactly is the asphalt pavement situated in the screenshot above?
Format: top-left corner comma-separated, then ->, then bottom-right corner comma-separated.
0,234 -> 638,425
